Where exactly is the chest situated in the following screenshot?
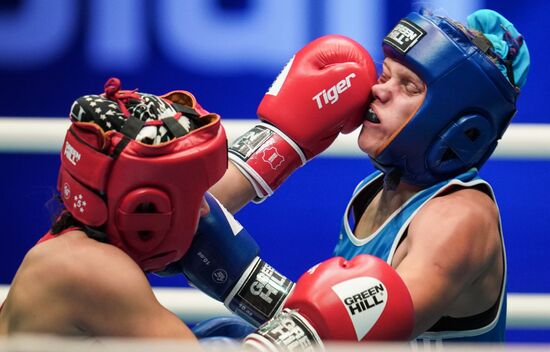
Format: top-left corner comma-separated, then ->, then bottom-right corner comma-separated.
336,174 -> 430,263
354,194 -> 385,240
353,194 -> 411,267
335,170 -> 484,262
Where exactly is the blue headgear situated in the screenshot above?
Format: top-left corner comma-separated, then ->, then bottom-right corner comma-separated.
371,11 -> 524,186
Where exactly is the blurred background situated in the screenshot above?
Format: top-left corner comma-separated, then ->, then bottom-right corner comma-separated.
1,0 -> 548,343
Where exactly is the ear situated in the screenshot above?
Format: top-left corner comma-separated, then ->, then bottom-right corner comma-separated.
427,113 -> 497,175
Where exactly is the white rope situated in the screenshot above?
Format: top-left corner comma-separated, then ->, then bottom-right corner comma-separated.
507,294 -> 550,329
1,118 -> 550,158
0,285 -> 548,328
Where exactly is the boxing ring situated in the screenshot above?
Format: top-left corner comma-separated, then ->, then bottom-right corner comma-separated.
1,118 -> 550,350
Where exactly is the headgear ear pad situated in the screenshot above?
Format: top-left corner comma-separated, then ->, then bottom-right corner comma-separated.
116,188 -> 173,254
427,113 -> 497,175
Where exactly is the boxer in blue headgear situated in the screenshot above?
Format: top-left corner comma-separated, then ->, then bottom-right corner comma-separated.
368,9 -> 528,186
331,9 -> 530,343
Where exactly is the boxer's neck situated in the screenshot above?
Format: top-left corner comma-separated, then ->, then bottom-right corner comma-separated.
380,179 -> 422,210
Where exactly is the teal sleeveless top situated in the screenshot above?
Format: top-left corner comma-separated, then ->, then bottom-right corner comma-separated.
333,169 -> 507,342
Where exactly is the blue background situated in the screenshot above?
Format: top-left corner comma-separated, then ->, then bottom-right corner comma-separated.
1,0 -> 548,343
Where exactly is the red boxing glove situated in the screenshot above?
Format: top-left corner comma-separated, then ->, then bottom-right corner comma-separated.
244,255 -> 414,350
229,35 -> 376,201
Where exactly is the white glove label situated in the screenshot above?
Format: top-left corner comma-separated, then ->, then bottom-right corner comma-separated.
267,56 -> 294,96
331,277 -> 387,340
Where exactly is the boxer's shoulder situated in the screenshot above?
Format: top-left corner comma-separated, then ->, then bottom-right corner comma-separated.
396,186 -> 504,326
406,186 -> 501,266
27,230 -> 144,290
6,232 -> 153,336
413,186 -> 499,235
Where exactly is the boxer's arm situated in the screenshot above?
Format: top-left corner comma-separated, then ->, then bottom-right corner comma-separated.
224,35 -> 376,205
161,193 -> 294,327
209,162 -> 256,214
213,36 -> 375,211
396,188 -> 502,337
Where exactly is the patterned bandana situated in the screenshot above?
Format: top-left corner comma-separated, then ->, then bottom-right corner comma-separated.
70,78 -> 202,144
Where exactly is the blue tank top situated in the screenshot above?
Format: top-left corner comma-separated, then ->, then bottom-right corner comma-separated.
333,169 -> 507,343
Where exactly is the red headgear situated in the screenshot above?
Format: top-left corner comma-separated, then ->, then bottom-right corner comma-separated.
57,78 -> 228,272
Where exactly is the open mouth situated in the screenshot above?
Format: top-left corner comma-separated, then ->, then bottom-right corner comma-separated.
365,107 -> 381,124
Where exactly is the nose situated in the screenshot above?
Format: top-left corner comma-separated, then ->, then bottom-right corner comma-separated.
371,81 -> 391,103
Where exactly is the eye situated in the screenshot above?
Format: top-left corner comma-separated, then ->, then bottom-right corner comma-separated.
378,73 -> 389,84
402,80 -> 422,95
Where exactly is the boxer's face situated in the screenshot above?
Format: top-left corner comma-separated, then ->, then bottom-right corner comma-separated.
358,58 -> 426,157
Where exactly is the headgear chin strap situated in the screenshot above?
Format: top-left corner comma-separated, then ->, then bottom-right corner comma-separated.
372,11 -> 520,186
57,81 -> 228,272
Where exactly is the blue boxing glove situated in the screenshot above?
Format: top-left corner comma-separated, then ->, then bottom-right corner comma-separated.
192,316 -> 255,347
171,193 -> 294,327
192,316 -> 256,340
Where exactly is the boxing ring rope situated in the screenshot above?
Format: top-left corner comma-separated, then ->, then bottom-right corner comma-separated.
1,118 -> 550,158
0,285 -> 549,329
1,118 -> 550,330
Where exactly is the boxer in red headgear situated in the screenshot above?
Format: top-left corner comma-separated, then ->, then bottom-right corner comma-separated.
0,78 -> 227,339
53,77 -> 227,273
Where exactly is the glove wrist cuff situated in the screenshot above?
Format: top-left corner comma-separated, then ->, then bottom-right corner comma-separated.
244,308 -> 324,351
228,123 -> 305,202
225,257 -> 294,327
